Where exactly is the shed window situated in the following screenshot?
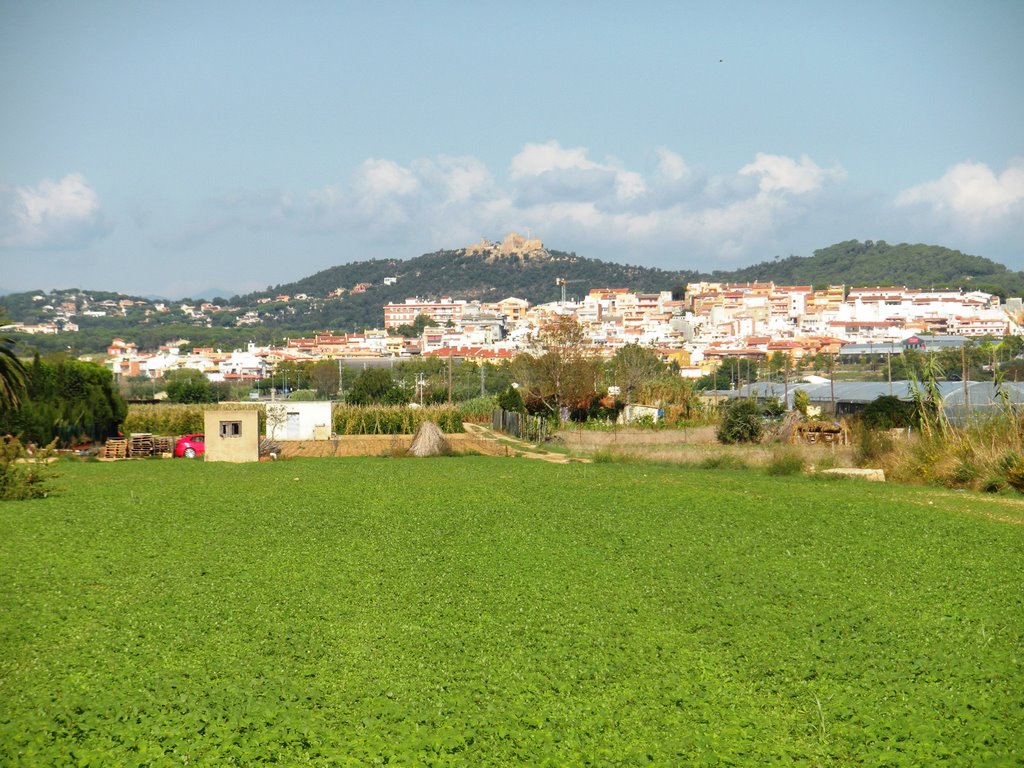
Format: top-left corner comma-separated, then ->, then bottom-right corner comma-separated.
219,420 -> 242,438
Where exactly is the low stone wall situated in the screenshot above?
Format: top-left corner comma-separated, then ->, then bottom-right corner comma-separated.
553,426 -> 719,448
278,433 -> 504,458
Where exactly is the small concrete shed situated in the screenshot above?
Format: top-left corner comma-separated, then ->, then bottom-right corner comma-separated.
203,409 -> 260,463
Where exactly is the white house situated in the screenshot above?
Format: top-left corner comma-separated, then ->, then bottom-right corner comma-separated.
265,401 -> 333,441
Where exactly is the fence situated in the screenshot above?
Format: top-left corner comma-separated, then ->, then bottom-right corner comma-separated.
491,409 -> 548,443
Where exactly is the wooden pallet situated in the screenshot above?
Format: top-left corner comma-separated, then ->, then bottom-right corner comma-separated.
152,436 -> 174,455
100,438 -> 128,459
129,433 -> 154,458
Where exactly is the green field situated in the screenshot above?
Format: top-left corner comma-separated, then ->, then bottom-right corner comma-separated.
2,458 -> 1022,766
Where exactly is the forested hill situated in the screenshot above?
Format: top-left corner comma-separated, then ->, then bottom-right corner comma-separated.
709,240 -> 1024,297
255,248 -> 697,306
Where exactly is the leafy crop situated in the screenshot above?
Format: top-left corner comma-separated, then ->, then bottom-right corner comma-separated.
1,460 -> 1021,764
333,405 -> 463,434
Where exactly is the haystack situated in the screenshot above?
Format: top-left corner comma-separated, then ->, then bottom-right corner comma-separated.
407,420 -> 451,457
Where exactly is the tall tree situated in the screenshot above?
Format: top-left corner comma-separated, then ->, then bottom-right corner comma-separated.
0,358 -> 127,444
0,311 -> 27,413
510,316 -> 600,419
164,368 -> 215,403
608,343 -> 665,405
310,360 -> 340,399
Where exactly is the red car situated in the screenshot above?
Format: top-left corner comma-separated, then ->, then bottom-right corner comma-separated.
174,434 -> 205,459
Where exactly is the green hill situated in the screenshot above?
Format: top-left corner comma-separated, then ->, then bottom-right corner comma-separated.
711,240 -> 1024,297
254,247 -> 695,307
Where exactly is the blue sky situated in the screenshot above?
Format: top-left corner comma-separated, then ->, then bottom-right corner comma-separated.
1,0 -> 1022,298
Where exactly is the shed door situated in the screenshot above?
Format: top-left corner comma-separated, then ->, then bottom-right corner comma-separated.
287,411 -> 300,439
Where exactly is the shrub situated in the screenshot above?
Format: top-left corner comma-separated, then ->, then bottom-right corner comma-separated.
631,414 -> 658,430
698,454 -> 750,471
862,395 -> 916,429
853,426 -> 895,466
793,389 -> 810,416
0,437 -> 59,500
495,385 -> 525,413
765,451 -> 805,476
1001,453 -> 1024,494
949,459 -> 980,488
716,399 -> 764,444
981,474 -> 1007,494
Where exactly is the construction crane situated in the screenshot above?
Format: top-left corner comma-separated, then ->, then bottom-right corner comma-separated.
555,277 -> 584,304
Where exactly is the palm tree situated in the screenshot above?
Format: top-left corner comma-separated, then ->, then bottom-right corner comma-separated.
0,311 -> 27,413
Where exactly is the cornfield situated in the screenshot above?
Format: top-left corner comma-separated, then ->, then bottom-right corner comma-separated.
333,405 -> 463,435
123,403 -> 266,436
124,402 -> 465,438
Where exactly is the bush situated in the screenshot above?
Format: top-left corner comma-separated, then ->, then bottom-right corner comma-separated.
0,437 -> 59,500
698,454 -> 750,471
495,385 -> 525,413
765,451 -> 805,476
949,458 -> 980,488
631,414 -> 658,430
1001,453 -> 1024,494
862,395 -> 915,429
716,399 -> 764,444
793,389 -> 810,416
853,426 -> 895,466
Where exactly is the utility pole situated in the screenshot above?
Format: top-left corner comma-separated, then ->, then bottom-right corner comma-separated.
480,363 -> 486,397
887,347 -> 892,396
962,344 -> 969,413
784,355 -> 790,410
337,360 -> 344,402
415,373 -> 426,406
829,352 -> 836,416
447,348 -> 453,405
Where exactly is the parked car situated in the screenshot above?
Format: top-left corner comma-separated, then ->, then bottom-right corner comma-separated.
174,434 -> 205,459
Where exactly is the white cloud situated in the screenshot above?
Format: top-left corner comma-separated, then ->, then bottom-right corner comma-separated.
0,173 -> 108,249
740,153 -> 846,194
411,156 -> 493,204
154,144 -> 854,272
509,141 -> 598,178
654,148 -> 692,184
509,141 -> 647,205
353,159 -> 420,199
896,159 -> 1024,223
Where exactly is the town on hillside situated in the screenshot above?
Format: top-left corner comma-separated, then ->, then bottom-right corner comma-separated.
93,280 -> 1021,385
3,235 -> 1021,385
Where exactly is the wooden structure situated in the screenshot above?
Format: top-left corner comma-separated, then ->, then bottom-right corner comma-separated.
792,420 -> 848,445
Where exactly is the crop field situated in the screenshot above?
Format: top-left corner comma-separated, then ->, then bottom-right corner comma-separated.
1,458 -> 1022,766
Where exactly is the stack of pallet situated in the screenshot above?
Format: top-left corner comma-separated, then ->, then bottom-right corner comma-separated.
100,438 -> 128,460
129,433 -> 154,458
152,436 -> 174,456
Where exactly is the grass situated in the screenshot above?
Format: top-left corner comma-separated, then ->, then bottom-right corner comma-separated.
2,457 -> 1023,765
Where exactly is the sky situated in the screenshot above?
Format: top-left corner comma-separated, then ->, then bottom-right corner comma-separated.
1,1 -> 1022,299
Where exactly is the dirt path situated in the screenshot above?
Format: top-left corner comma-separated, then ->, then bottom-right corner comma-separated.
462,423 -> 590,464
